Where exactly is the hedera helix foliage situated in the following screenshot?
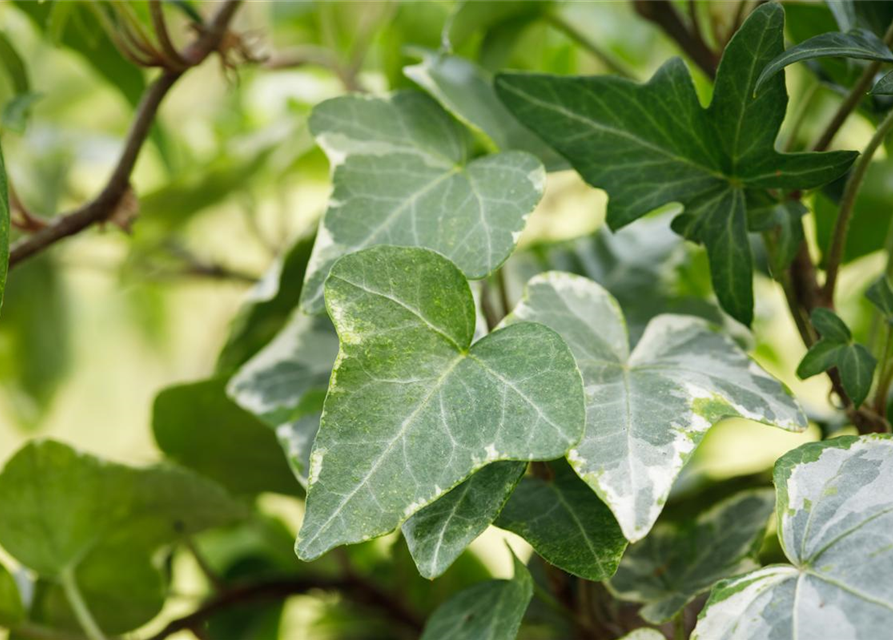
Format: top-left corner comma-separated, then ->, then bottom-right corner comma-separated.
4,1 -> 893,639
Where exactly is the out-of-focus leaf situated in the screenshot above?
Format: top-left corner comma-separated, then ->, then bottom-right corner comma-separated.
748,198 -> 807,275
444,1 -> 549,51
0,256 -> 70,429
419,551 -> 532,640
153,378 -> 299,497
404,49 -> 566,169
13,1 -> 145,107
2,92 -> 41,134
0,561 -> 23,626
0,144 -> 7,316
815,159 -> 893,265
867,275 -> 893,319
0,440 -> 245,632
402,461 -> 526,579
608,489 -> 775,623
496,460 -> 627,581
216,232 -> 317,376
507,214 -> 722,344
0,32 -> 28,94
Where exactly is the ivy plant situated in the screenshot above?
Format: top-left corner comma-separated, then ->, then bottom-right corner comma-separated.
3,1 -> 893,639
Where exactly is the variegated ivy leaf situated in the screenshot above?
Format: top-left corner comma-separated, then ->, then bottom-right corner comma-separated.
296,246 -> 584,561
402,461 -> 526,580
495,3 -> 857,325
504,272 -> 806,542
419,551 -> 533,640
608,489 -> 775,623
404,48 -> 566,170
228,310 -> 338,427
495,459 -> 627,581
299,90 -> 545,314
618,631 -> 665,640
694,435 -> 893,640
277,410 -> 323,489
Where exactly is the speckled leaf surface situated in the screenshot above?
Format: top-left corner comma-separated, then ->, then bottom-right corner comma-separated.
608,489 -> 775,623
694,435 -> 893,640
300,91 -> 545,314
403,461 -> 526,579
495,4 -> 857,325
495,460 -> 627,581
504,272 -> 806,541
296,247 -> 585,561
419,552 -> 532,640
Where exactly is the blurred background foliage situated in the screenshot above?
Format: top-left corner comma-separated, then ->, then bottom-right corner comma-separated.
0,1 -> 891,638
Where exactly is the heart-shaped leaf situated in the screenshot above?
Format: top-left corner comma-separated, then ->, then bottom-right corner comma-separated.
296,246 -> 585,561
608,489 -> 775,623
403,461 -> 526,580
504,272 -> 806,541
694,435 -> 893,639
496,460 -> 627,581
419,551 -> 533,640
495,3 -> 857,325
299,91 -> 545,313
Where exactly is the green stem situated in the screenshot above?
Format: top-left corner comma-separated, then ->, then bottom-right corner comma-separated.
874,324 -> 893,415
823,107 -> 893,302
60,567 -> 107,640
546,12 -> 634,79
674,610 -> 687,640
813,20 -> 893,152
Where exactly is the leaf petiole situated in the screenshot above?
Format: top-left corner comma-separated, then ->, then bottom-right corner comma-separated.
59,566 -> 107,640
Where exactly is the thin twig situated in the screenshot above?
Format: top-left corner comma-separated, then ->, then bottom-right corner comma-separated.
150,0 -> 190,70
823,108 -> 893,301
143,575 -> 423,640
8,0 -> 243,270
813,20 -> 893,151
632,0 -> 718,79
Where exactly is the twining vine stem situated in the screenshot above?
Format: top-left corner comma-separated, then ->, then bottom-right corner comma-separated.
7,0 -> 243,269
59,567 -> 106,640
823,108 -> 893,301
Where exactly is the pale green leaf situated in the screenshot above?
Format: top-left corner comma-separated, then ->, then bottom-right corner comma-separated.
496,460 -> 627,581
0,561 -> 23,627
756,29 -> 893,94
504,272 -> 806,541
404,49 -> 566,169
403,461 -> 526,579
296,246 -> 584,561
495,4 -> 857,325
0,440 -> 244,631
608,489 -> 775,623
153,378 -> 299,496
618,631 -> 665,640
419,552 -> 533,640
300,91 -> 545,313
694,435 -> 893,640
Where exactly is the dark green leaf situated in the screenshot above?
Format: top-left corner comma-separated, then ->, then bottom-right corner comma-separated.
873,69 -> 893,95
867,275 -> 893,318
403,461 -> 526,579
797,309 -> 876,407
756,29 -> 893,94
419,551 -> 533,640
153,378 -> 299,497
496,460 -> 627,581
495,4 -> 857,324
296,246 -> 585,561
